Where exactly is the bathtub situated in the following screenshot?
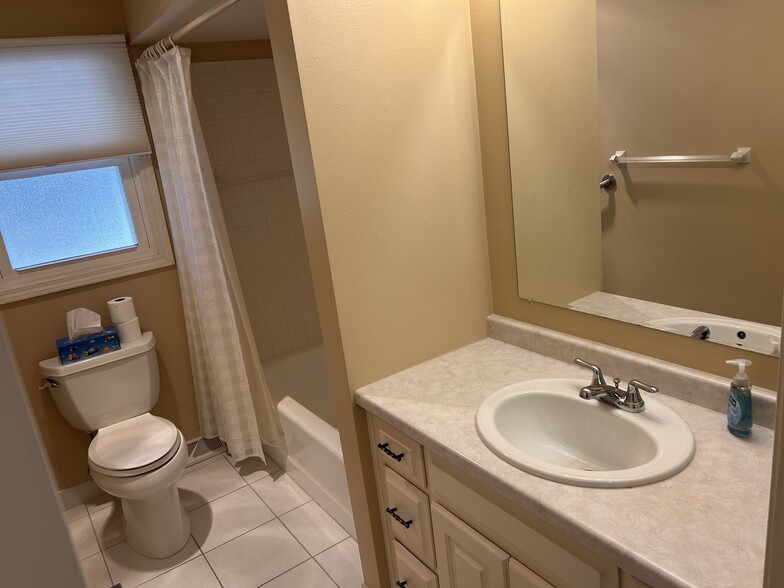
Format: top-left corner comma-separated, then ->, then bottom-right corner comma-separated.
263,346 -> 355,537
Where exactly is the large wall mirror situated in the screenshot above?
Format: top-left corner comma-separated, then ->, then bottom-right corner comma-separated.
501,0 -> 784,357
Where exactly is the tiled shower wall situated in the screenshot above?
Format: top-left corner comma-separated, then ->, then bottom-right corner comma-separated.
191,58 -> 322,362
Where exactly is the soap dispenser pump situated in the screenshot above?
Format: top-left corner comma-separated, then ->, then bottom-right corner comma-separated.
726,359 -> 753,438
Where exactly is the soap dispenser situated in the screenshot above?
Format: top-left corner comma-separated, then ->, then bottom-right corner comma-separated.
726,359 -> 753,438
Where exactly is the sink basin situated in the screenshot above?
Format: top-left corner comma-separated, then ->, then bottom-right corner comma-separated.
647,316 -> 780,357
475,378 -> 695,487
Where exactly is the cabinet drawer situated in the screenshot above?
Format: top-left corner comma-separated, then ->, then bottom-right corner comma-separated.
509,558 -> 554,588
383,466 -> 436,568
431,502 -> 509,588
372,415 -> 427,488
392,540 -> 439,588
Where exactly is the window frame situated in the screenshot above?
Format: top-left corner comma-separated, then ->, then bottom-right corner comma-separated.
0,154 -> 174,303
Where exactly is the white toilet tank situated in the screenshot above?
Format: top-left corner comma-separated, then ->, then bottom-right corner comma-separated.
39,332 -> 160,432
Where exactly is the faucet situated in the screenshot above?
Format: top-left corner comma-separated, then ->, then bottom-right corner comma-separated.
691,325 -> 711,340
573,358 -> 658,413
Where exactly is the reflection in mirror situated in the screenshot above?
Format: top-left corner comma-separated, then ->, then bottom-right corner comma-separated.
501,0 -> 784,357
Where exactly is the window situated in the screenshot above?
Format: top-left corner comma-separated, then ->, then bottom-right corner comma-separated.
0,36 -> 173,302
0,155 -> 173,302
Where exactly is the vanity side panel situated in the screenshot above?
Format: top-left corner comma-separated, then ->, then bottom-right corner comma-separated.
427,452 -> 619,588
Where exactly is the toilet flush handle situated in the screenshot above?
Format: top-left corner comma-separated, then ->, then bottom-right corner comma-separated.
39,378 -> 61,390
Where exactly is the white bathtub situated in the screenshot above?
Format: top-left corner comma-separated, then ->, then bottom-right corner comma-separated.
263,346 -> 355,537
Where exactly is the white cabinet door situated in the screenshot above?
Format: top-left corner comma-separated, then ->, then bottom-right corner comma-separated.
509,558 -> 555,588
432,502 -> 509,588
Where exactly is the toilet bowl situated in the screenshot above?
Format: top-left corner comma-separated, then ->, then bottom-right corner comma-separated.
88,413 -> 190,558
39,332 -> 191,558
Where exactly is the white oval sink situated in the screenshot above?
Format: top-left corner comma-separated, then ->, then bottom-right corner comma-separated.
476,378 -> 695,487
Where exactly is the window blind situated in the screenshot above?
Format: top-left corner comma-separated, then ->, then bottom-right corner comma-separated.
0,35 -> 151,172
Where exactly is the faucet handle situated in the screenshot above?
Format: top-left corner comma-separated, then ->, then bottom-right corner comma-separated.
625,379 -> 658,411
573,358 -> 607,387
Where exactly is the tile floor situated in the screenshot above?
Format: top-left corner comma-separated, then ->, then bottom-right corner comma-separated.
64,454 -> 363,588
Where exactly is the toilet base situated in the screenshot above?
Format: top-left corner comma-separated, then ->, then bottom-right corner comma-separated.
121,485 -> 191,559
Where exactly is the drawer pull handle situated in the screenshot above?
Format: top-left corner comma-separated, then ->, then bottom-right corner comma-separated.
396,582 -> 408,587
377,442 -> 405,462
385,507 -> 413,529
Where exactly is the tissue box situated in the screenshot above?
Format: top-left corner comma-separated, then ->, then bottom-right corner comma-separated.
56,327 -> 121,365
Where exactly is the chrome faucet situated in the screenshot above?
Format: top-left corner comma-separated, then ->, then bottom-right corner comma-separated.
573,358 -> 658,413
691,325 -> 711,340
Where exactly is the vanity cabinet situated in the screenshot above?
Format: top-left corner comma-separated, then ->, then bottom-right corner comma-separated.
368,414 -> 650,588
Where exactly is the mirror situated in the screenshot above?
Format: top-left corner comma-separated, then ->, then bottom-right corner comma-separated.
501,0 -> 784,357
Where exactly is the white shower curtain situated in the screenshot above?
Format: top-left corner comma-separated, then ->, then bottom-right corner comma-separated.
136,46 -> 285,462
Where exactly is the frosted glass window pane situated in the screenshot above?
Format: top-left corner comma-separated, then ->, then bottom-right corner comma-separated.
0,166 -> 138,270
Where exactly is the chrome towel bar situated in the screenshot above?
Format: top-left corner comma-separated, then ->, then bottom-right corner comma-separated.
610,147 -> 752,165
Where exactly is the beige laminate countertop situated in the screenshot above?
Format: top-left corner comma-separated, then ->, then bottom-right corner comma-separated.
355,338 -> 773,588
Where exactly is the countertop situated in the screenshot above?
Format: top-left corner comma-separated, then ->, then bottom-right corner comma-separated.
355,337 -> 773,588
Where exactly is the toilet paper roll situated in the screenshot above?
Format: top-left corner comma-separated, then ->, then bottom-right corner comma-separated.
116,317 -> 142,344
107,296 -> 137,324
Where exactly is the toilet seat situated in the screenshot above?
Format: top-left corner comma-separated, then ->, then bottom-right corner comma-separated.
88,413 -> 180,477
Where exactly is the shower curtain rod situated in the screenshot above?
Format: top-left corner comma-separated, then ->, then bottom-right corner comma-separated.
141,0 -> 244,59
171,0 -> 243,42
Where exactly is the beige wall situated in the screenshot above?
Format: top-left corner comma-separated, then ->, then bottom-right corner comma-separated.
0,0 -> 125,39
266,1 -> 492,586
502,0 -> 602,306
0,0 -> 201,490
2,269 -> 199,490
597,0 -> 784,326
283,0 -> 493,391
470,0 -> 779,391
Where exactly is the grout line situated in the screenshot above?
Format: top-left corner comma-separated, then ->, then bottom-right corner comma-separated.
277,501 -> 348,558
312,554 -> 342,588
252,558 -> 306,588
122,536 -> 201,588
98,548 -> 114,588
200,549 -> 226,588
313,537 -> 358,588
199,507 -> 303,556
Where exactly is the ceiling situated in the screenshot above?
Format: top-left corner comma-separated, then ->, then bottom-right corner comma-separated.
179,0 -> 269,42
128,0 -> 269,45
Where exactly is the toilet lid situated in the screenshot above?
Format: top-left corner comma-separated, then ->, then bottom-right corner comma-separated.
88,413 -> 180,477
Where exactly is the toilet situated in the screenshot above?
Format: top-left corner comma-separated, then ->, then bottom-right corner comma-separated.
39,332 -> 190,559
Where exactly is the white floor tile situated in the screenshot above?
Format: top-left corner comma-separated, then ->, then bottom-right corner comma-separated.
63,503 -> 89,523
315,538 -> 364,588
68,515 -> 100,560
89,502 -> 125,550
250,472 -> 309,516
178,456 -> 247,511
261,559 -> 338,588
137,556 -> 221,588
280,501 -> 349,555
79,553 -> 112,588
190,485 -> 275,552
205,518 -> 309,588
103,537 -> 201,588
228,453 -> 281,484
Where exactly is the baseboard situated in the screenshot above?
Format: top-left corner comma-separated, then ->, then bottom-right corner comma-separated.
57,479 -> 102,511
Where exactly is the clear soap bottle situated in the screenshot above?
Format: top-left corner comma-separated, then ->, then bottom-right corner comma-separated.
726,359 -> 753,438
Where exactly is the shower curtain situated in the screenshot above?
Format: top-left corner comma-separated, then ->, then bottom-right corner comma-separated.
136,45 -> 285,462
